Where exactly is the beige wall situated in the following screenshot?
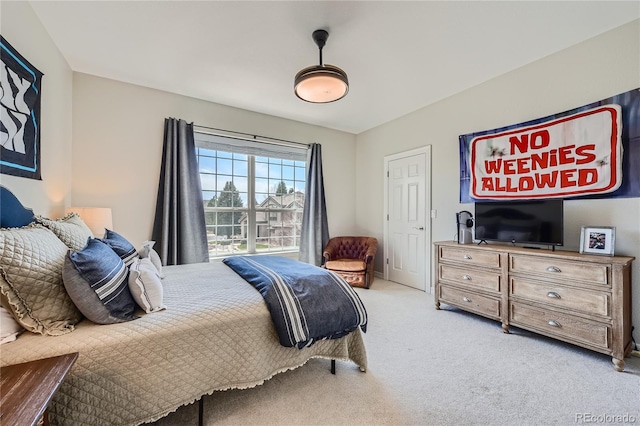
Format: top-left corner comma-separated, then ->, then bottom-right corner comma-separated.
355,20 -> 640,326
0,1 -> 73,217
71,74 -> 357,247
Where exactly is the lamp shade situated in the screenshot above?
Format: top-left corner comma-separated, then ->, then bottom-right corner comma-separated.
66,207 -> 113,237
294,65 -> 349,103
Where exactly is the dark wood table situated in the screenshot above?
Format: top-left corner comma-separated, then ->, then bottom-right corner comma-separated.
1,352 -> 79,426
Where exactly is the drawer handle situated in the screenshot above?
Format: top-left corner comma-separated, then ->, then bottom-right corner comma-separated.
462,297 -> 472,303
546,266 -> 561,273
463,254 -> 472,260
547,320 -> 562,328
462,275 -> 472,280
546,292 -> 561,299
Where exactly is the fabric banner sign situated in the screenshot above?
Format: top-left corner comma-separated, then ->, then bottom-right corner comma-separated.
460,88 -> 640,203
0,36 -> 43,180
469,105 -> 622,199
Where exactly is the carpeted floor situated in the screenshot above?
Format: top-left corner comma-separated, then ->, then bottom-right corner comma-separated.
150,279 -> 640,426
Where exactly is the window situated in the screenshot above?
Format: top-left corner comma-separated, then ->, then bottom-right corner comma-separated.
195,132 -> 307,259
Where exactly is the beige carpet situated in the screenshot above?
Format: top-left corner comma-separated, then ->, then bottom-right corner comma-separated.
149,279 -> 640,425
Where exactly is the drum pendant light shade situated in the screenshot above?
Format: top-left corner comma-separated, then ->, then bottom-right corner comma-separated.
294,30 -> 349,103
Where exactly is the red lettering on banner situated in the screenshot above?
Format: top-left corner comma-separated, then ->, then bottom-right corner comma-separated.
535,172 -> 557,188
549,149 -> 558,167
559,145 -> 575,165
520,176 -> 534,191
503,159 -> 516,174
480,169 -> 599,194
560,169 -> 577,187
509,130 -> 550,155
509,134 -> 529,155
578,169 -> 598,185
531,152 -> 548,170
470,105 -> 621,199
481,178 -> 494,191
484,159 -> 502,173
531,130 -> 550,150
575,144 -> 596,164
517,158 -> 530,174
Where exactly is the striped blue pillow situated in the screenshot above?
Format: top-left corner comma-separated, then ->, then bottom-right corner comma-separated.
99,229 -> 138,266
68,238 -> 137,322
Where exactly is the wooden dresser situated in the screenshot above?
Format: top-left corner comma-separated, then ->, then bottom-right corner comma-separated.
433,241 -> 634,371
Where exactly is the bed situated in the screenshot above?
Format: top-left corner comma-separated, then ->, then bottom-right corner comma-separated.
0,187 -> 367,425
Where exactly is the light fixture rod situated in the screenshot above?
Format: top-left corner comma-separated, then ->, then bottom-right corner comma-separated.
312,29 -> 329,66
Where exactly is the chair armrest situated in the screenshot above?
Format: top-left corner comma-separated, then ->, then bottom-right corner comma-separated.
323,238 -> 341,261
363,239 -> 378,264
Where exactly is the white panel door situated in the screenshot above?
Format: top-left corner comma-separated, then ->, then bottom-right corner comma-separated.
386,149 -> 429,290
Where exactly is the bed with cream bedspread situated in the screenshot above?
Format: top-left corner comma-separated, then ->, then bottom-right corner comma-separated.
0,260 -> 367,425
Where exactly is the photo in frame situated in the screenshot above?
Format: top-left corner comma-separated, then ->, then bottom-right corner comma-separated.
579,226 -> 616,256
1,36 -> 44,180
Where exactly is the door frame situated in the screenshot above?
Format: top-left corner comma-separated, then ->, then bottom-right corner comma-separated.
383,145 -> 432,291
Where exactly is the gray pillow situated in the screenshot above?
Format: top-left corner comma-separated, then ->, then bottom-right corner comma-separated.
63,238 -> 138,324
35,213 -> 93,251
0,224 -> 82,335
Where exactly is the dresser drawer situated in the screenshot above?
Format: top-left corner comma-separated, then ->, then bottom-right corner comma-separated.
509,255 -> 609,286
510,302 -> 611,351
439,246 -> 501,268
439,264 -> 502,293
439,285 -> 501,320
510,278 -> 610,318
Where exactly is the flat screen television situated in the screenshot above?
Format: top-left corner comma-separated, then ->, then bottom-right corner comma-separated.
474,199 -> 564,247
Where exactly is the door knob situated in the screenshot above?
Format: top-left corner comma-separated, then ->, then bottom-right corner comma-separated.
413,226 -> 424,230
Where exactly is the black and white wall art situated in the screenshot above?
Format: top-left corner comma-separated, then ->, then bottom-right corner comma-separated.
1,36 -> 43,180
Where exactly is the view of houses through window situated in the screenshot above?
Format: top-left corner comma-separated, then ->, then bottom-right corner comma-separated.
195,133 -> 307,259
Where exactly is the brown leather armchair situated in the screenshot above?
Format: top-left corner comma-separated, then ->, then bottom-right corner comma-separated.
323,236 -> 378,289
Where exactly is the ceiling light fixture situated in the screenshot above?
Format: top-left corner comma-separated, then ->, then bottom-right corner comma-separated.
294,29 -> 349,103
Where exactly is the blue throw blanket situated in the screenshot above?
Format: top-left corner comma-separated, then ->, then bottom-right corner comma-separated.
223,256 -> 367,349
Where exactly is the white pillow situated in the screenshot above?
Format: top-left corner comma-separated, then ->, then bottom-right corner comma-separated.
1,305 -> 23,344
138,240 -> 164,278
128,257 -> 166,313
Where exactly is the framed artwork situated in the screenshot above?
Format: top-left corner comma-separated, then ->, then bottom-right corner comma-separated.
1,36 -> 44,180
579,226 -> 616,256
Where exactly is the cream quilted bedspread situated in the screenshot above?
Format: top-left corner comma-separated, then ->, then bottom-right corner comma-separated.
0,261 -> 367,425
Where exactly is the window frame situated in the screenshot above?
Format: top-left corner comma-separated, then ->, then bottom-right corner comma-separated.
195,131 -> 307,259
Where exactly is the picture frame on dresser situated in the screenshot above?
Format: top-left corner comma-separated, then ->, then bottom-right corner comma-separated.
579,226 -> 615,256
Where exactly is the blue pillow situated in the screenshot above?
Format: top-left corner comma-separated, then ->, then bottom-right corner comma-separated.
0,186 -> 34,228
64,238 -> 137,323
99,229 -> 138,266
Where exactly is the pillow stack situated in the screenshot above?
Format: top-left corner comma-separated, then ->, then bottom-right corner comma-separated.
62,229 -> 167,323
1,213 -> 168,343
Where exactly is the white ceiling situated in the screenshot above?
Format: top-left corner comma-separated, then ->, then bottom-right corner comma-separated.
29,1 -> 639,134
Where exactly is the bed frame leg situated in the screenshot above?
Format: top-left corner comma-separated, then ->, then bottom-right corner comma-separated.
331,359 -> 336,374
198,397 -> 204,426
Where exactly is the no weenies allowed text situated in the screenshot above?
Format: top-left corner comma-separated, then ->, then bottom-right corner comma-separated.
470,106 -> 622,200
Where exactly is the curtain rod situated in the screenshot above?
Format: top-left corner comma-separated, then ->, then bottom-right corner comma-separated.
193,124 -> 311,149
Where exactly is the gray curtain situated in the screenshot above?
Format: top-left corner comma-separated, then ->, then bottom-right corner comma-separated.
299,143 -> 330,266
152,118 -> 209,265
